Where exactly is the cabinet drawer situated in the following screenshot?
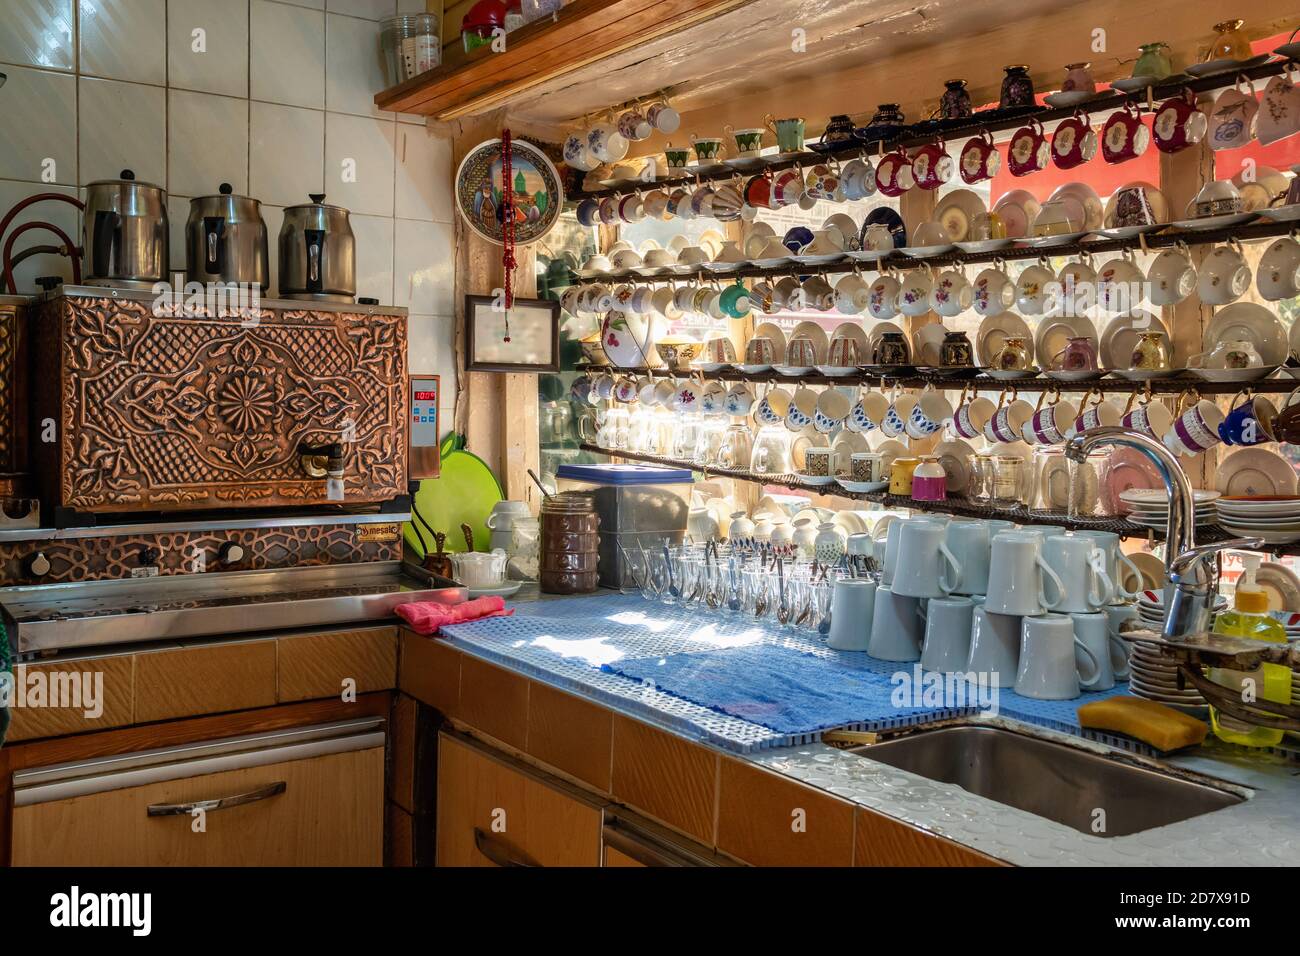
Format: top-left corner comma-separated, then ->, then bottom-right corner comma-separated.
11,718 -> 385,866
436,731 -> 603,867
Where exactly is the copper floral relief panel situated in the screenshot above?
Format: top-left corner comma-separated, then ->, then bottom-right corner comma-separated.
36,296 -> 408,512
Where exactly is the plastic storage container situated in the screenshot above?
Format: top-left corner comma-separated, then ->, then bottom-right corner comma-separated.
381,14 -> 440,86
555,464 -> 692,589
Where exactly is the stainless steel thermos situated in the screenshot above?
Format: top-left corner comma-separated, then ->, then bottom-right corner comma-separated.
278,194 -> 356,302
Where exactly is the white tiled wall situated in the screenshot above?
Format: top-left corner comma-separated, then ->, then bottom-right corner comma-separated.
0,0 -> 456,426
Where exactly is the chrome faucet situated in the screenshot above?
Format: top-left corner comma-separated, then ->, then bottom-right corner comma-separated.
1063,426 -> 1261,638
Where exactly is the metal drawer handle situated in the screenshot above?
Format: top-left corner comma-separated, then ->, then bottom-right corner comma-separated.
473,828 -> 538,867
146,781 -> 287,817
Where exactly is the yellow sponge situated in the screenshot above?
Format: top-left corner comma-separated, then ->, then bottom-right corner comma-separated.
1077,696 -> 1208,752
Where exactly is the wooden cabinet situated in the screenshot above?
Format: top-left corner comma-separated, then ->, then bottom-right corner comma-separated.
436,731 -> 604,867
10,717 -> 385,866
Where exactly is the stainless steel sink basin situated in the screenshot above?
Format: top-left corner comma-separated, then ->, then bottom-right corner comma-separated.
851,724 -> 1245,837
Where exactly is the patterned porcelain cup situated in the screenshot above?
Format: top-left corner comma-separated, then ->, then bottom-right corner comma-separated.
1071,390 -> 1123,436
814,389 -> 852,433
984,394 -> 1034,444
1164,397 -> 1224,456
1120,397 -> 1174,439
1218,393 -> 1276,447
754,386 -> 792,425
846,391 -> 890,433
952,393 -> 996,440
881,393 -> 918,438
1024,393 -> 1078,446
786,385 -> 819,432
905,390 -> 954,439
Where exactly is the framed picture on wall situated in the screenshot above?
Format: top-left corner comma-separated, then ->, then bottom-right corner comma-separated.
464,294 -> 560,373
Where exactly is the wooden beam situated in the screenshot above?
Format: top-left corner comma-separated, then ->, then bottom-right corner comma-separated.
375,0 -> 756,121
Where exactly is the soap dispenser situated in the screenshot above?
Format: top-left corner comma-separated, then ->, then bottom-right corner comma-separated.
1208,553 -> 1292,748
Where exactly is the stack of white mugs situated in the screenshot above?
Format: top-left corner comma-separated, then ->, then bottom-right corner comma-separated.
829,514 -> 1140,700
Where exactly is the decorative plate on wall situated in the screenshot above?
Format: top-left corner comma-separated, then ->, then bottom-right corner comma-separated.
455,138 -> 564,246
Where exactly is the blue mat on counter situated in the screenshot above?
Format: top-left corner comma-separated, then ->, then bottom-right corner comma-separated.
601,644 -> 939,735
603,644 -> 1128,737
440,591 -> 1132,752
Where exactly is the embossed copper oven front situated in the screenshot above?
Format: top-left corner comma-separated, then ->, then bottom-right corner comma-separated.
29,293 -> 409,515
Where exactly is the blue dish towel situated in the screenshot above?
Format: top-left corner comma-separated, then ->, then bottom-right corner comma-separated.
602,644 -> 944,735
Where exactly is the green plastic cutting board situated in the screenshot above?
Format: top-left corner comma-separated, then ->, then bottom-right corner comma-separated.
404,433 -> 504,557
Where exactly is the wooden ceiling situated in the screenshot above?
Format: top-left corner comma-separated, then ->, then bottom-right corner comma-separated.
499,0 -> 1297,143
393,0 -> 1298,146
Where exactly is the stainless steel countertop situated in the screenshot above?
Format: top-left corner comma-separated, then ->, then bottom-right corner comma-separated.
477,586 -> 1300,866
3,561 -> 462,654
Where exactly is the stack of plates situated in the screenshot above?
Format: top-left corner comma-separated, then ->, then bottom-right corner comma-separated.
1217,496 -> 1300,544
1120,489 -> 1219,529
1129,590 -> 1228,714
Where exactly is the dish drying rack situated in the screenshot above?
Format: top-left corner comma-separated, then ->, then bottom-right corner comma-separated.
1123,624 -> 1300,732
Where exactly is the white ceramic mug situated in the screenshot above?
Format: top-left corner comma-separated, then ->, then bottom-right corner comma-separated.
828,578 -> 877,651
1015,614 -> 1099,700
967,604 -> 1020,687
921,597 -> 976,674
1041,534 -> 1114,613
985,531 -> 1065,617
1070,611 -> 1118,691
1073,531 -> 1144,602
892,518 -> 958,600
940,519 -> 993,596
868,585 -> 925,661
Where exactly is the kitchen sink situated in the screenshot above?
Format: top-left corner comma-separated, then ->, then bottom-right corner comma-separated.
850,724 -> 1245,838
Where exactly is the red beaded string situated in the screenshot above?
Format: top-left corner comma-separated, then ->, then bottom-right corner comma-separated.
501,129 -> 516,341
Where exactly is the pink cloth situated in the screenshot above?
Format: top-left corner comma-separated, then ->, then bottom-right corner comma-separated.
395,595 -> 513,635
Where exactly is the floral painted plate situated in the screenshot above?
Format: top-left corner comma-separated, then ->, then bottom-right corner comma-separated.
455,138 -> 564,246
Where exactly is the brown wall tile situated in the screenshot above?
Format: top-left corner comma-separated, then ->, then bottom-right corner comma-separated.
135,641 -> 276,723
717,758 -> 854,866
397,631 -> 461,717
526,681 -> 613,793
611,716 -> 717,845
5,654 -> 134,742
278,626 -> 397,703
458,656 -> 528,751
854,807 -> 1007,866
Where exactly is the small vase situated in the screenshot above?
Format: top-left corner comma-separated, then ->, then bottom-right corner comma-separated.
999,66 -> 1035,109
940,79 -> 972,119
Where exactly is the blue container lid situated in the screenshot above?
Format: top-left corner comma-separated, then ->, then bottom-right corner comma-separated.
556,463 -> 694,485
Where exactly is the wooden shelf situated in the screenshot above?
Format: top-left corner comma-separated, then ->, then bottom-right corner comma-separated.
374,0 -> 754,121
571,217 -> 1299,286
579,443 -> 1282,552
573,57 -> 1293,200
579,365 -> 1300,396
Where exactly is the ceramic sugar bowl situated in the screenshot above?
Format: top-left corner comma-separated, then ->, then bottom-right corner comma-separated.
814,522 -> 847,563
